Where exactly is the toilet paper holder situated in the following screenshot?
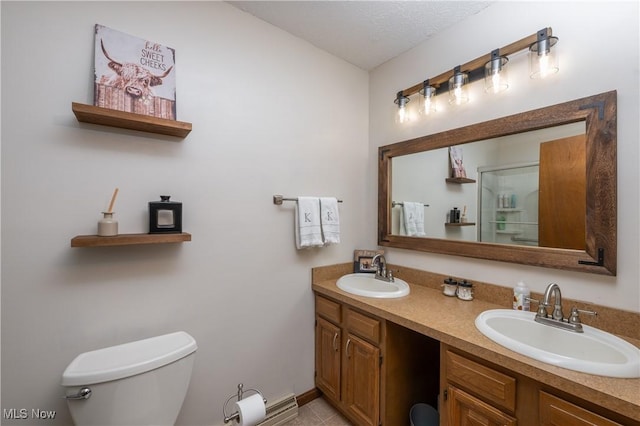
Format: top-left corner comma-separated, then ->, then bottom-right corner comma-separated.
223,383 -> 267,424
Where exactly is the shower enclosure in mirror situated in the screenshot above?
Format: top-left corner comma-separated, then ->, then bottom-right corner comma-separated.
478,163 -> 540,246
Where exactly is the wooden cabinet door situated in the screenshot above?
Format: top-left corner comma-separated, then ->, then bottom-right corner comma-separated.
344,333 -> 380,426
448,385 -> 517,426
315,316 -> 341,401
539,391 -> 622,426
539,134 -> 586,249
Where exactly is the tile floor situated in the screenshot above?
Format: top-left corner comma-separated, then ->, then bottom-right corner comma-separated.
287,397 -> 352,425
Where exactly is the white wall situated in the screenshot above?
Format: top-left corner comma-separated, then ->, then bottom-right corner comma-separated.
369,2 -> 639,311
1,2 -> 368,425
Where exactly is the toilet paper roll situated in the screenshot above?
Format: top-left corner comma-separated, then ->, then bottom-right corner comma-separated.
234,393 -> 266,426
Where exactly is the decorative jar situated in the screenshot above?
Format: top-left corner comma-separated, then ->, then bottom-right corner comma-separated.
149,195 -> 182,234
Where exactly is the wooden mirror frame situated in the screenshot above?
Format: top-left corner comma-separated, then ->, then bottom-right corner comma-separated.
378,91 -> 617,275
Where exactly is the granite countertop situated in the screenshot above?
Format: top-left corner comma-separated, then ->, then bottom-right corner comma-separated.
312,274 -> 640,422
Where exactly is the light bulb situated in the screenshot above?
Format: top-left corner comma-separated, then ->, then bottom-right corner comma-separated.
449,70 -> 469,105
396,104 -> 409,123
454,87 -> 463,104
394,92 -> 411,124
423,98 -> 432,114
485,52 -> 509,94
419,84 -> 436,115
491,74 -> 501,93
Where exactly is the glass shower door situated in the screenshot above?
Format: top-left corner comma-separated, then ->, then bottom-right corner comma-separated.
478,163 -> 539,246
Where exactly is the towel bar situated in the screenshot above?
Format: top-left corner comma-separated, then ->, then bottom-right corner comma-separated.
273,195 -> 343,205
392,201 -> 430,207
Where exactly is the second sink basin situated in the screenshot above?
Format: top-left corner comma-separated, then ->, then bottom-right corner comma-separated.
337,273 -> 410,298
475,309 -> 640,378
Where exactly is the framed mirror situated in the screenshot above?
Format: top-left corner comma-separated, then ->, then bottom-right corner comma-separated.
378,91 -> 617,275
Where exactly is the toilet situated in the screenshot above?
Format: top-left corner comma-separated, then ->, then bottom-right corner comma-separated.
62,331 -> 197,426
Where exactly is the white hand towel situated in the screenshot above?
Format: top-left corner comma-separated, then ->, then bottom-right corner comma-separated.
402,202 -> 417,236
398,205 -> 407,235
320,197 -> 340,245
413,202 -> 426,236
403,202 -> 426,237
295,197 -> 323,249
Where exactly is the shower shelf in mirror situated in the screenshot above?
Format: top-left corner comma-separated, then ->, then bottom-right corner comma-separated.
490,221 -> 538,225
445,222 -> 476,227
446,177 -> 476,184
496,230 -> 523,235
70,233 -> 191,247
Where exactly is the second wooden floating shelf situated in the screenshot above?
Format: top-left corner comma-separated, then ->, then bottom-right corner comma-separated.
72,102 -> 192,138
445,177 -> 476,184
71,232 -> 192,247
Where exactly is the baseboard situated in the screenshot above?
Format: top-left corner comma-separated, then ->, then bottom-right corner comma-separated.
296,387 -> 321,407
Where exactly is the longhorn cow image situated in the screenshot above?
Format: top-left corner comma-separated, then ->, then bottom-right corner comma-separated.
99,39 -> 173,99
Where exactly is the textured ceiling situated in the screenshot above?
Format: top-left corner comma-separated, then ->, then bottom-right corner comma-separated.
227,1 -> 492,70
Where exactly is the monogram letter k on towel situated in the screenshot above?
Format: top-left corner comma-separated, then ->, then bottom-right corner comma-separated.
320,197 -> 340,245
295,197 -> 324,249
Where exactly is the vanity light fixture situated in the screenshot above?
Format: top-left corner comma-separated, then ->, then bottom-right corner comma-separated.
394,90 -> 411,124
449,66 -> 469,105
529,27 -> 559,78
418,80 -> 436,115
484,49 -> 509,93
393,27 -> 558,123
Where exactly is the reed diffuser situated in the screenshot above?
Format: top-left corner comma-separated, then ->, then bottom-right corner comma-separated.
98,188 -> 119,236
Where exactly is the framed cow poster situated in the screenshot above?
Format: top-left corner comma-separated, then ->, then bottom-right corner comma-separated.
94,24 -> 176,120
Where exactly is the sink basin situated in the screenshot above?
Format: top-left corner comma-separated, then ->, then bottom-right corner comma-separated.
475,309 -> 640,378
336,273 -> 410,299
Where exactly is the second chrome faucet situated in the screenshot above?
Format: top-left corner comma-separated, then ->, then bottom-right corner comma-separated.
371,254 -> 394,282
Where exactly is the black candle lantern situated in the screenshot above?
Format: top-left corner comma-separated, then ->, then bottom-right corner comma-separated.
149,195 -> 182,233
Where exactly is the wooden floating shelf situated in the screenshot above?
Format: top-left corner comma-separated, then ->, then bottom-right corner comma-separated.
445,177 -> 476,184
71,232 -> 191,248
444,222 -> 476,227
72,102 -> 192,138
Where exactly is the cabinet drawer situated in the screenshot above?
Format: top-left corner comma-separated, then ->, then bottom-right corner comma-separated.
346,308 -> 381,344
448,385 -> 516,426
316,296 -> 341,324
539,391 -> 623,426
445,351 -> 516,413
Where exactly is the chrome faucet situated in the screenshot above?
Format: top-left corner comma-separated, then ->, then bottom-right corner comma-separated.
543,282 -> 564,320
533,283 -> 597,333
371,254 -> 394,282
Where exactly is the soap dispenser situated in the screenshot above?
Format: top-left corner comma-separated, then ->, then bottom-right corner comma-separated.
513,281 -> 530,311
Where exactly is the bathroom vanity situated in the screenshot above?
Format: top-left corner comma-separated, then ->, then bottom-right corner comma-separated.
312,263 -> 640,426
315,293 -> 439,425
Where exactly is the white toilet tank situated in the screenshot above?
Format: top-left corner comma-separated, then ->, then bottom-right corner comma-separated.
62,331 -> 197,426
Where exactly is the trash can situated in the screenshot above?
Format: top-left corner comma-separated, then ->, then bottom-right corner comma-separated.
410,403 -> 439,426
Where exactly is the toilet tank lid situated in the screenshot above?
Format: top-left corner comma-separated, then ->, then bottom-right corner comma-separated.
62,331 -> 197,386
